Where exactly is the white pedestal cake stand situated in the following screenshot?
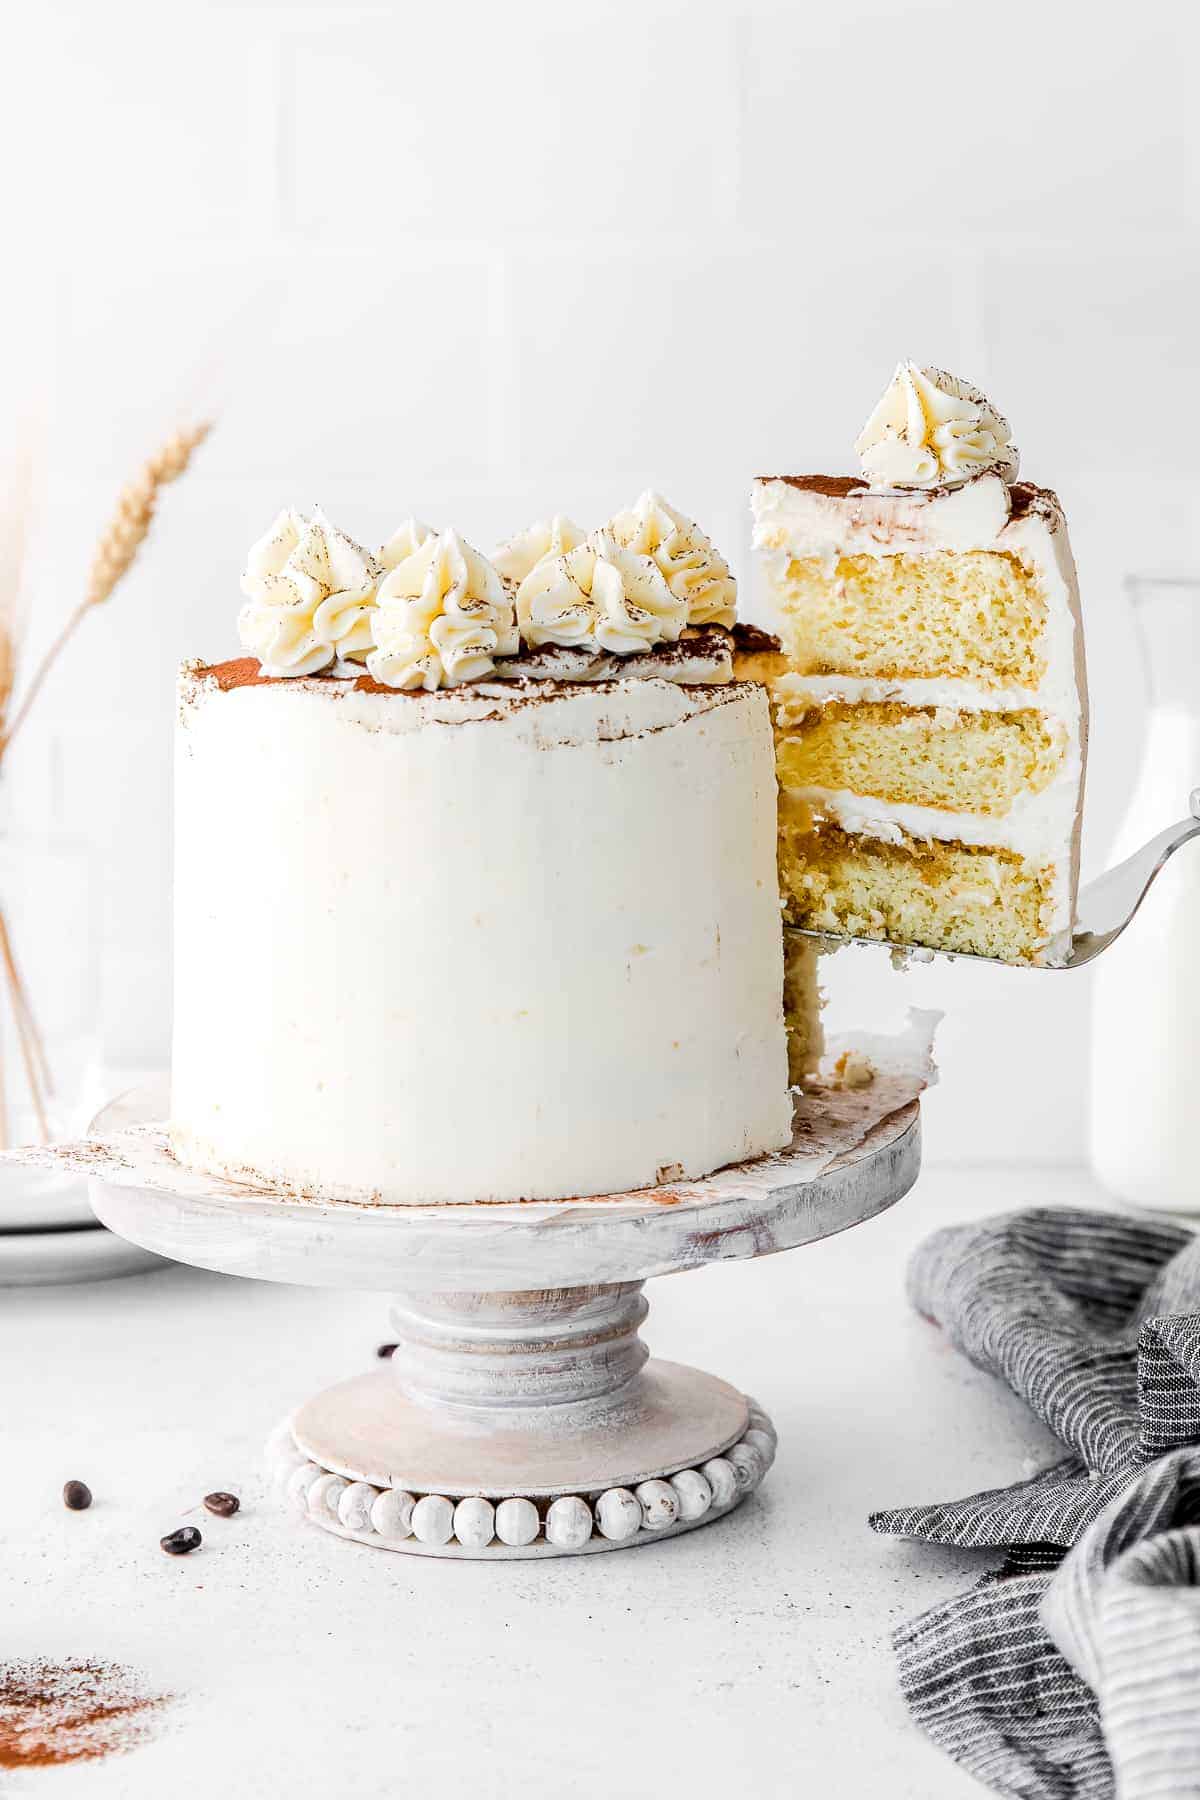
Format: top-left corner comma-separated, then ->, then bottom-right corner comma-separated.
76,1081 -> 922,1562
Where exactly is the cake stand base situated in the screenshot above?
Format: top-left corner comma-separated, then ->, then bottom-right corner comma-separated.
7,1075 -> 926,1567
270,1281 -> 775,1558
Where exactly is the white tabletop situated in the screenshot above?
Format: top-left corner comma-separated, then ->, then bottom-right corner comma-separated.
2,1166 -> 1105,1797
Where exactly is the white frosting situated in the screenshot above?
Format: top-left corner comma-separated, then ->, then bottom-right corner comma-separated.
366,529 -> 518,690
491,515 -> 586,584
515,530 -> 688,654
171,670 -> 791,1203
789,764 -> 1081,872
793,777 -> 1081,961
753,469 -> 1012,561
605,491 -> 737,628
755,468 -> 1021,558
775,684 -> 1083,898
752,475 -> 1083,738
238,509 -> 382,677
772,670 -> 1046,715
855,364 -> 1019,489
751,472 -> 1089,950
379,517 -> 435,571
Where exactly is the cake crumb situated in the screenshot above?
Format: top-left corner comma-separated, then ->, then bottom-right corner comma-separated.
831,1050 -> 875,1090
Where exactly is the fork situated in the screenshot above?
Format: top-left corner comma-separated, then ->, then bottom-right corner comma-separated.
785,790 -> 1200,972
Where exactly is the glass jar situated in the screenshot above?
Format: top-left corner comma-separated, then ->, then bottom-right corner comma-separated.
1089,577 -> 1200,1212
0,820 -> 100,1227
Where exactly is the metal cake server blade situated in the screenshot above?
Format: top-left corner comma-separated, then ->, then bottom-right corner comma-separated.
785,790 -> 1200,973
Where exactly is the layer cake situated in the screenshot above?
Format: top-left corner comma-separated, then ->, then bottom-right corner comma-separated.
750,365 -> 1088,965
171,495 -> 800,1204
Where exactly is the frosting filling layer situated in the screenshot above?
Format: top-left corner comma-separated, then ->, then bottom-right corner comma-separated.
784,771 -> 1079,877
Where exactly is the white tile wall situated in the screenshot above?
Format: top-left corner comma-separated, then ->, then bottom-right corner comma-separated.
9,0 -> 1200,1159
739,4 -> 1193,242
49,10 -> 257,240
284,14 -> 737,239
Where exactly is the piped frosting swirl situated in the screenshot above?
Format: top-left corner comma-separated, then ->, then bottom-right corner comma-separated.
366,529 -> 518,690
238,509 -> 383,677
379,517 -> 435,570
605,491 -> 737,628
855,363 -> 1018,490
491,515 -> 586,585
237,494 -> 738,686
516,531 -> 689,655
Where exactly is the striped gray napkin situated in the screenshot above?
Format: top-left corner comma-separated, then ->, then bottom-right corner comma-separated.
870,1208 -> 1200,1799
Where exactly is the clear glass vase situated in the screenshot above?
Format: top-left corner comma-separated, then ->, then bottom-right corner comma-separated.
0,823 -> 100,1228
1089,576 -> 1200,1212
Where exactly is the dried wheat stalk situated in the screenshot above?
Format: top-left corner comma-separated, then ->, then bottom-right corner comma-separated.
0,421 -> 211,763
84,420 -> 211,609
0,437 -> 37,1148
0,910 -> 48,1143
0,420 -> 210,1144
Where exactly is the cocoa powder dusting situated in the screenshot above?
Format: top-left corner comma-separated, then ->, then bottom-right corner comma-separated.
195,653 -> 268,691
0,1659 -> 172,1769
193,636 -> 738,697
730,621 -> 782,657
194,655 -> 404,698
755,473 -> 865,497
754,470 -> 1064,526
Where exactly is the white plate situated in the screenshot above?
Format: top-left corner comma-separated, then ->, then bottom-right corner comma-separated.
0,1223 -> 165,1286
0,1158 -> 96,1231
0,1071 -> 171,1233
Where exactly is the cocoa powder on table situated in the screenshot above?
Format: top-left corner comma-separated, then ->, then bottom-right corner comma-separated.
0,1658 -> 172,1769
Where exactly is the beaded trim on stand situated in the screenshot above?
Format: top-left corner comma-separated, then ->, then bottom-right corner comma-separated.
269,1402 -> 776,1556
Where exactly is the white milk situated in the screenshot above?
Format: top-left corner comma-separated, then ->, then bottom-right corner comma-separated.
1089,580 -> 1200,1212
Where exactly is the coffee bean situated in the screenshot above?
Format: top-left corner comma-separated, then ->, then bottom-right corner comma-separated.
62,1480 -> 92,1511
160,1526 -> 202,1556
203,1492 -> 239,1518
375,1343 -> 397,1358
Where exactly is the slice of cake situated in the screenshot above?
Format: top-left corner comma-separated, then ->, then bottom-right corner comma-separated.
749,364 -> 1088,965
171,494 -> 803,1205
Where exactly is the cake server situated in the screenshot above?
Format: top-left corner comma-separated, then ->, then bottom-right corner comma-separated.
786,790 -> 1200,973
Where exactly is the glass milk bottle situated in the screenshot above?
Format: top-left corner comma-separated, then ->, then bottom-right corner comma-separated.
1089,578 -> 1200,1211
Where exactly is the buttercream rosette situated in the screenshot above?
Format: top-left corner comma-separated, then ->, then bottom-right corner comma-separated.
238,508 -> 383,677
515,530 -> 690,656
855,362 -> 1019,490
605,491 -> 737,629
379,517 -> 435,571
366,529 -> 518,690
491,514 -> 586,585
